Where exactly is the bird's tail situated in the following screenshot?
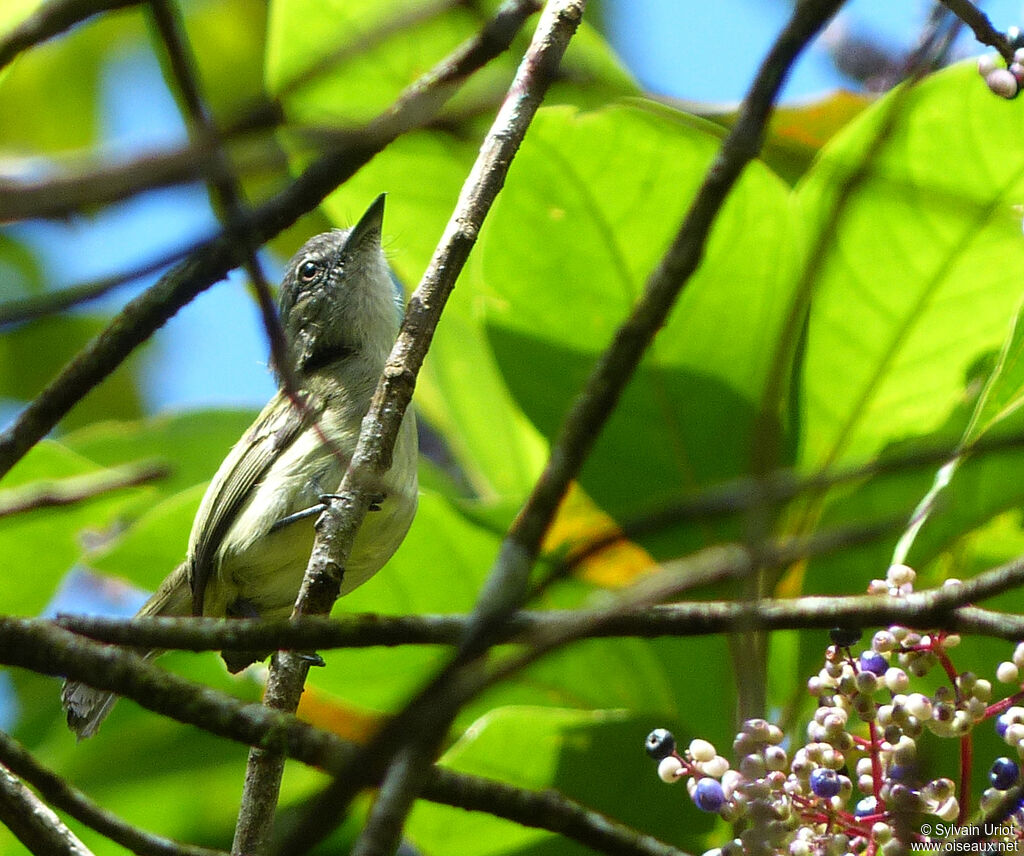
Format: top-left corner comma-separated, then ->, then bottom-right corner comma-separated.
62,564 -> 191,739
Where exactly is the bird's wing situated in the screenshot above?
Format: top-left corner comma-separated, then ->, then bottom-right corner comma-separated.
187,391 -> 323,614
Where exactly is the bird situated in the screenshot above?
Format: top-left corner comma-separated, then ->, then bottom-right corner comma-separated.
62,194 -> 419,738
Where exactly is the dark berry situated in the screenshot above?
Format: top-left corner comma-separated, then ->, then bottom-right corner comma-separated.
991,757 -> 1020,790
830,627 -> 862,647
693,777 -> 725,812
645,728 -> 675,760
997,713 -> 1011,738
887,764 -> 916,784
859,651 -> 887,676
809,767 -> 841,798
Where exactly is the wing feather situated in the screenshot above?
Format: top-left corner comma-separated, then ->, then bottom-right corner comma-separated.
187,392 -> 323,614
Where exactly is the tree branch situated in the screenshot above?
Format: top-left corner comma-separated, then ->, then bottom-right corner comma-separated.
0,238 -> 206,327
937,0 -> 1015,62
0,730 -> 225,856
0,0 -> 138,71
0,460 -> 167,518
0,764 -> 93,856
424,767 -> 690,856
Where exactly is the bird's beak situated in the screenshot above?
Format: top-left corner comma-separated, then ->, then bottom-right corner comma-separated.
343,193 -> 386,252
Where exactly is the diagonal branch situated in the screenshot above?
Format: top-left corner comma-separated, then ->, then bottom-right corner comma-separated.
0,459 -> 167,518
0,764 -> 93,856
0,0 -> 139,71
0,237 -> 207,327
0,730 -> 225,856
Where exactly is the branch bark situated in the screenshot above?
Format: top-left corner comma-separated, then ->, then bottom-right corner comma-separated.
0,460 -> 167,518
0,730 -> 225,856
0,0 -> 138,71
0,764 -> 93,856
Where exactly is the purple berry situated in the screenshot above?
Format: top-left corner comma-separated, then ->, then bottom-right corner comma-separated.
991,757 -> 1019,790
859,651 -> 888,676
693,777 -> 725,812
645,728 -> 675,760
809,767 -> 841,799
830,627 -> 861,647
997,713 -> 1011,738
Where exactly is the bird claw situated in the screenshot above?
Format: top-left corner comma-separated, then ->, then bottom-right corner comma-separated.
317,492 -> 386,512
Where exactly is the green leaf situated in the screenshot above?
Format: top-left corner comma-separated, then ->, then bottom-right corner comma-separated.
0,315 -> 145,429
0,442 -> 153,616
267,0 -> 635,126
0,233 -> 44,299
0,9 -> 142,152
62,410 -> 256,502
797,61 -> 1024,475
476,103 -> 798,532
962,299 -> 1024,445
407,707 -> 717,855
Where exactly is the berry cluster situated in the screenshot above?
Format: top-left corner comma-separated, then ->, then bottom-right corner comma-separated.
978,27 -> 1024,99
644,564 -> 1024,855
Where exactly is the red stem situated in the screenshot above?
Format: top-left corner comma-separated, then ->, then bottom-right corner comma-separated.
958,733 -> 972,825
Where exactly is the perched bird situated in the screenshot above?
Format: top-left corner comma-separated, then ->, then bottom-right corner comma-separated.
62,195 -> 419,738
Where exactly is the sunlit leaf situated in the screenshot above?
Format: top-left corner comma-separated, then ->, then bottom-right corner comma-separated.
797,61 -> 1024,476
407,707 -> 717,855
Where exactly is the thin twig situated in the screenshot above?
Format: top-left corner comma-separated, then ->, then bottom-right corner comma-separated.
0,764 -> 93,856
0,0 -> 539,482
0,0 -> 138,71
937,0 -> 1014,62
0,238 -> 208,328
0,133 -> 289,222
145,0 -> 298,411
424,767 -> 690,856
0,460 -> 168,518
0,730 -> 225,856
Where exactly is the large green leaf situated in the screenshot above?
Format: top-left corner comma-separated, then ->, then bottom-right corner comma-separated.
266,0 -> 635,126
797,61 -> 1024,476
407,707 -> 717,855
62,410 -> 256,503
0,8 -> 142,153
476,103 -> 798,534
0,441 -> 154,616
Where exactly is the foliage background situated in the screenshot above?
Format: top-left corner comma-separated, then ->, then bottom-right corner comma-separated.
4,0 -> 1024,854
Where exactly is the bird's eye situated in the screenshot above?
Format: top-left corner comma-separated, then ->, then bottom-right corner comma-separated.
298,260 -> 320,282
